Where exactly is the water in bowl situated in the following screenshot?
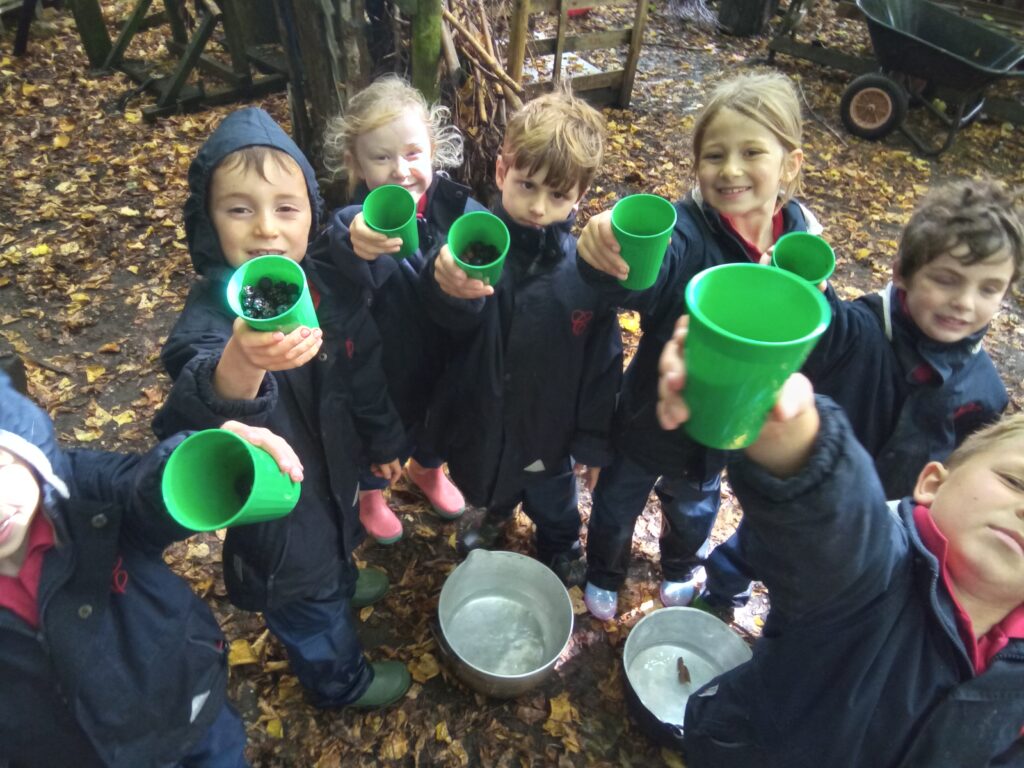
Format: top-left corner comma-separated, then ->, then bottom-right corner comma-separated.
628,644 -> 719,725
446,591 -> 548,675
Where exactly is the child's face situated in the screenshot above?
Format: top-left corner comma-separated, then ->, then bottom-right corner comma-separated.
495,156 -> 583,229
696,107 -> 801,223
209,156 -> 313,268
0,448 -> 42,567
895,248 -> 1013,343
915,446 -> 1024,608
349,112 -> 433,203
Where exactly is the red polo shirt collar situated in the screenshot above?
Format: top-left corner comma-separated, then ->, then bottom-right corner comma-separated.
914,504 -> 1024,674
0,514 -> 55,630
720,210 -> 785,262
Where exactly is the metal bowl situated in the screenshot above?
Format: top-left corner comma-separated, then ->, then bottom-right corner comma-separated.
623,607 -> 752,748
437,549 -> 574,698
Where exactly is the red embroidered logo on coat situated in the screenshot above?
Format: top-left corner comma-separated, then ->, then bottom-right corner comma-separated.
953,401 -> 983,420
345,339 -> 355,359
571,310 -> 593,336
111,556 -> 128,595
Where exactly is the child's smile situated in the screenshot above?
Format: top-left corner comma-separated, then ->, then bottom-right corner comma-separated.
351,112 -> 434,203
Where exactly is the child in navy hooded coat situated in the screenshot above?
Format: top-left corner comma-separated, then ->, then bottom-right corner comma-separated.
153,107 -> 410,710
0,372 -> 251,768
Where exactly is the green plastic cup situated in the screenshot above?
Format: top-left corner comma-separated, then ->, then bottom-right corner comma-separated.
226,254 -> 319,333
363,184 -> 419,259
771,232 -> 835,285
683,263 -> 832,450
611,194 -> 677,291
161,429 -> 301,532
448,211 -> 511,286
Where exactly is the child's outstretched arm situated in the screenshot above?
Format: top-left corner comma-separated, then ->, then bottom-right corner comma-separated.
348,211 -> 402,261
215,318 -> 322,400
577,210 -> 629,280
433,244 -> 494,300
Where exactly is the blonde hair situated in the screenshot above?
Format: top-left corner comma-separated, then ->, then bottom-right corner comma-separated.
691,72 -> 804,203
946,412 -> 1024,472
322,75 -> 463,193
502,88 -> 606,196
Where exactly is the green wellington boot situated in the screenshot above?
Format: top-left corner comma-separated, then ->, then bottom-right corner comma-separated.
350,661 -> 411,709
351,568 -> 389,609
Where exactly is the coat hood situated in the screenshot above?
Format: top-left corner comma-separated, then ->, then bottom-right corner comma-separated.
183,107 -> 324,279
0,372 -> 70,500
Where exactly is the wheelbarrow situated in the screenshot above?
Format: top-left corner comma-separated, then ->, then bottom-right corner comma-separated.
839,0 -> 1024,155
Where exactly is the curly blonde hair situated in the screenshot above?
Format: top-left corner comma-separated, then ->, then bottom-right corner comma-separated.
692,72 -> 804,204
322,75 -> 463,194
501,88 -> 606,196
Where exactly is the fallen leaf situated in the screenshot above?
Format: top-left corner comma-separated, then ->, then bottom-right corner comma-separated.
85,364 -> 105,383
379,731 -> 408,760
228,639 -> 258,667
409,652 -> 440,683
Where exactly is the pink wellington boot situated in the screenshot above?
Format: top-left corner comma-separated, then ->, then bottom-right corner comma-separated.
406,462 -> 465,520
358,490 -> 403,545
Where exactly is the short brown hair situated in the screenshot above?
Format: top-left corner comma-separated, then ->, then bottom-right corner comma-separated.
501,88 -> 606,196
897,178 -> 1024,284
216,146 -> 298,183
321,75 -> 463,194
691,72 -> 803,203
946,411 -> 1024,472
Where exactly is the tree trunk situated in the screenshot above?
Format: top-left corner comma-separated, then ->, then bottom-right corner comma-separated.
282,0 -> 372,206
717,0 -> 778,36
411,0 -> 442,101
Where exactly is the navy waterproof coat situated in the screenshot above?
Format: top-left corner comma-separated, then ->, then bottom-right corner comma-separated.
154,108 -> 404,611
0,375 -> 229,768
576,191 -> 818,480
682,397 -> 1024,767
322,175 -> 485,444
420,204 -> 622,507
802,282 -> 1008,498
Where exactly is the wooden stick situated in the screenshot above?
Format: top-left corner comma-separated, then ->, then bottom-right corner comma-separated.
443,7 -> 523,95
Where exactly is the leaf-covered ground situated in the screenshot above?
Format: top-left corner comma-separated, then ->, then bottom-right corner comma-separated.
1,2 -> 1022,766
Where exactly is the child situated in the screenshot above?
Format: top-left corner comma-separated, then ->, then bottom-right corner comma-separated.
318,76 -> 486,543
803,178 -> 1023,498
421,89 -> 621,585
0,371 -> 293,767
154,107 -> 411,710
656,318 -> 1024,768
574,72 -> 818,619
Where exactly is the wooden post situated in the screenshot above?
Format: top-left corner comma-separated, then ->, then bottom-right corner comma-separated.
412,0 -> 442,101
552,0 -> 568,86
506,0 -> 529,85
620,0 -> 649,106
66,0 -> 112,67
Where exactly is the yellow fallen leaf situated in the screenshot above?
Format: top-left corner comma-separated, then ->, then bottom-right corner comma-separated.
435,720 -> 452,743
228,639 -> 258,666
112,411 -> 134,426
73,428 -> 102,442
619,311 -> 641,335
409,652 -> 440,683
85,364 -> 105,383
124,109 -> 142,124
265,718 -> 283,739
379,731 -> 408,760
98,342 -> 121,354
21,83 -> 37,96
27,244 -> 50,256
661,747 -> 687,767
126,265 -> 139,274
58,242 -> 80,256
447,740 -> 469,767
70,292 -> 90,303
118,206 -> 140,217
53,134 -> 70,149
359,605 -> 374,621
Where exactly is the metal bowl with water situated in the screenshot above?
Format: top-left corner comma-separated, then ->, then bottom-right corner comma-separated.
623,607 -> 752,748
436,549 -> 574,698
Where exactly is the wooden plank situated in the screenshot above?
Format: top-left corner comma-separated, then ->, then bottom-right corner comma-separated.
165,40 -> 246,85
66,0 -> 112,67
216,0 -> 253,79
527,29 -> 632,55
528,0 -> 635,13
157,8 -> 218,107
620,0 -> 647,106
103,0 -> 154,69
768,36 -> 877,75
163,0 -> 188,44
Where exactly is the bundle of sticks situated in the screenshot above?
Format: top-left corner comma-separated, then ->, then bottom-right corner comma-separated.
440,0 -> 524,194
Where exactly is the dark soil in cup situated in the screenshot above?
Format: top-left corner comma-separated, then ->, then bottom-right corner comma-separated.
240,277 -> 300,319
459,241 -> 500,266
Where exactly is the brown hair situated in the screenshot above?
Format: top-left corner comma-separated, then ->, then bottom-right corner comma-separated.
501,88 -> 606,196
896,178 -> 1024,284
216,146 -> 299,183
691,71 -> 803,203
946,411 -> 1024,472
321,75 -> 463,194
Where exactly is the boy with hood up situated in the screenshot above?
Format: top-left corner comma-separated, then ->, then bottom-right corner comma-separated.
153,107 -> 411,710
0,371 -> 278,767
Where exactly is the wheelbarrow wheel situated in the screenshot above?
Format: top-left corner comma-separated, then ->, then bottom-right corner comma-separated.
840,74 -> 908,141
